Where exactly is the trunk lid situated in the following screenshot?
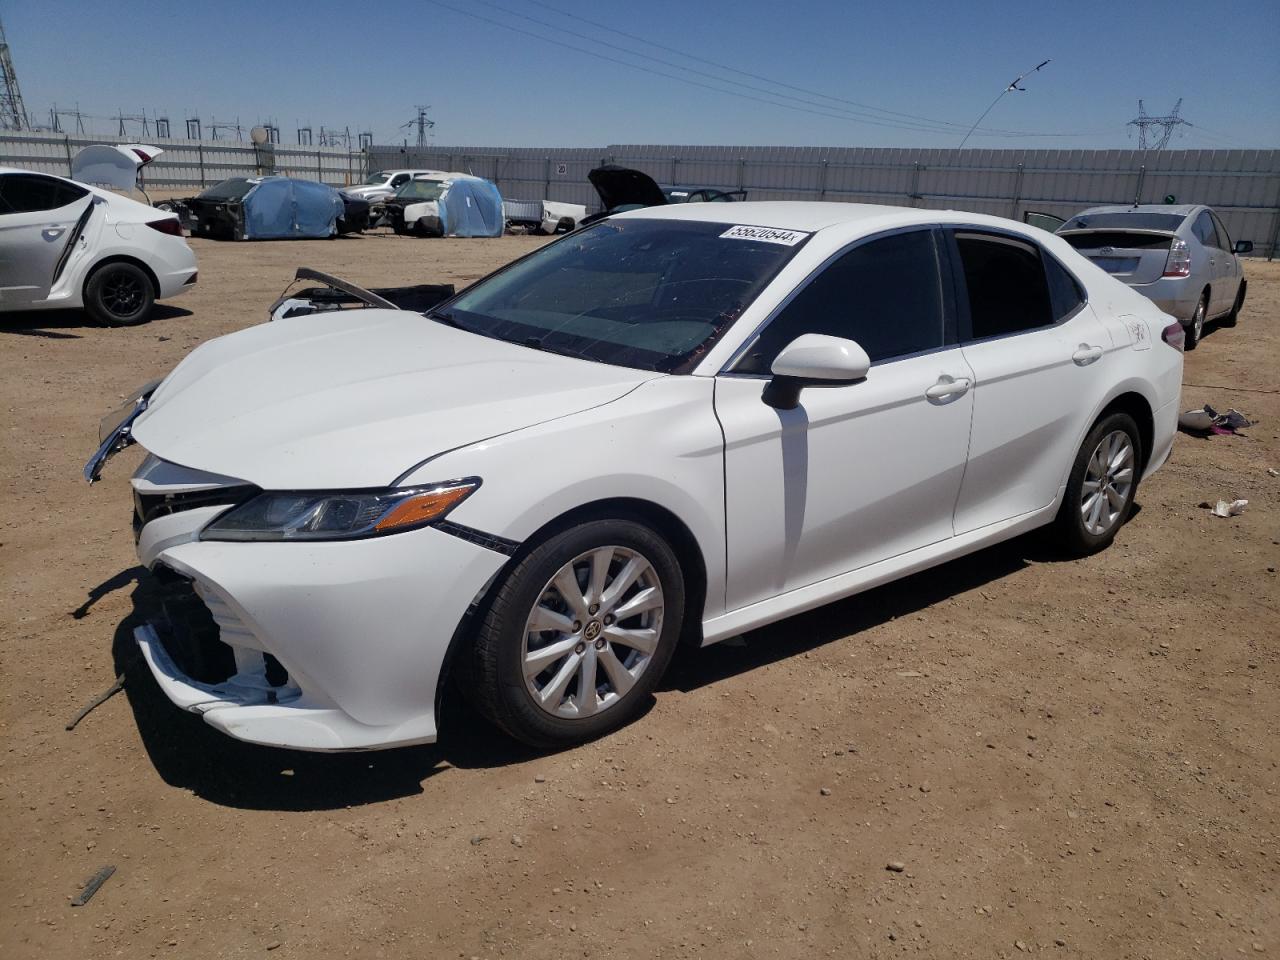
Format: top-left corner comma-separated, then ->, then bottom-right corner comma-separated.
1058,230 -> 1176,284
587,165 -> 667,212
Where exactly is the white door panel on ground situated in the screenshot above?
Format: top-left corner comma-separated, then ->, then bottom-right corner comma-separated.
716,348 -> 974,611
954,307 -> 1114,533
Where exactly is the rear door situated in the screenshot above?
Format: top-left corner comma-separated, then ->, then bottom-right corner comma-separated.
948,229 -> 1114,534
0,173 -> 92,308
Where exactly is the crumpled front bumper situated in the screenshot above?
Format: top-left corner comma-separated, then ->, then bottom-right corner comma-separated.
136,505 -> 509,751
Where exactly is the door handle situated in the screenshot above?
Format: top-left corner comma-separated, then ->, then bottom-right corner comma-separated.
42,227 -> 67,241
1072,344 -> 1104,366
925,375 -> 971,403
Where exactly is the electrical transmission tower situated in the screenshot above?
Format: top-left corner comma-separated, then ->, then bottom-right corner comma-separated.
0,13 -> 29,130
401,105 -> 434,147
1128,99 -> 1192,150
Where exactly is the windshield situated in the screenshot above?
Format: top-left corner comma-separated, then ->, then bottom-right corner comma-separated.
363,171 -> 391,185
199,178 -> 255,201
1060,212 -> 1187,232
396,179 -> 446,200
436,218 -> 810,373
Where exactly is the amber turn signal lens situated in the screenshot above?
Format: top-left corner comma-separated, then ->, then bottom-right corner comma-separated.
373,484 -> 477,532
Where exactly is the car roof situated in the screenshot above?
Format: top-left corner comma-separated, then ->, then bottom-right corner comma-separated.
611,200 -> 1047,235
1073,204 -> 1201,217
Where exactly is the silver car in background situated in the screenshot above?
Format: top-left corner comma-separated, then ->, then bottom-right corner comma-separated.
1057,204 -> 1252,349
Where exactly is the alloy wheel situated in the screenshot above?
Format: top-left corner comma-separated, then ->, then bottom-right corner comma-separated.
1192,299 -> 1205,342
101,271 -> 145,318
522,545 -> 664,719
1080,430 -> 1135,536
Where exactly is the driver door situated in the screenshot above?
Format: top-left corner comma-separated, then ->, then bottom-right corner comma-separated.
713,227 -> 975,612
0,172 -> 93,309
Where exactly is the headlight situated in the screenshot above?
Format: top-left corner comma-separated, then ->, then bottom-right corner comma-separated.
200,479 -> 479,542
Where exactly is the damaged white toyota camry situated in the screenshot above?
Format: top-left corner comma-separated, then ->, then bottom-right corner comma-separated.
86,202 -> 1183,751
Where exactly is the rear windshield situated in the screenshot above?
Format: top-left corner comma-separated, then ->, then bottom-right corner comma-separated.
1062,232 -> 1173,250
436,218 -> 810,373
199,178 -> 255,201
396,179 -> 446,200
1060,212 -> 1186,232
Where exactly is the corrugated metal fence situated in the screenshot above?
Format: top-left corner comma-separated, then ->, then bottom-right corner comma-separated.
0,131 -> 364,190
372,143 -> 1280,257
5,133 -> 1278,256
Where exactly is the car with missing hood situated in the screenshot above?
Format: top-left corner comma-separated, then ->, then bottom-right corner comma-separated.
383,173 -> 505,237
86,201 -> 1182,751
1056,204 -> 1251,349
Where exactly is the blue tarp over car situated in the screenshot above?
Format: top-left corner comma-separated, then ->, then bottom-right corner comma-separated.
438,176 -> 504,238
242,177 -> 344,239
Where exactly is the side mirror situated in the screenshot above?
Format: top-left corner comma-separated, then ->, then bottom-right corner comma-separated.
762,333 -> 871,410
1234,240 -> 1253,255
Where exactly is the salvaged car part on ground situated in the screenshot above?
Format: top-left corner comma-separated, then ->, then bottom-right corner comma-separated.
1057,204 -> 1252,350
503,198 -> 587,234
384,173 -> 504,237
85,202 -> 1183,751
267,267 -> 455,321
0,166 -> 197,325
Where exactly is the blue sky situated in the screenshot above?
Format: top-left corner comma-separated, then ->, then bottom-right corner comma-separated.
6,0 -> 1279,149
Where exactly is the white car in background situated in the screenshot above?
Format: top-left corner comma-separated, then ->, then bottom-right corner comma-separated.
342,168 -> 448,204
86,202 -> 1182,751
0,167 -> 197,326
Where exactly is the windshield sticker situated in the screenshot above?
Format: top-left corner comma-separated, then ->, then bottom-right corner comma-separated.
720,225 -> 810,246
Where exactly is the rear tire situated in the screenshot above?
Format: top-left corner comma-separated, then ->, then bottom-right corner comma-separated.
1051,412 -> 1142,557
84,262 -> 155,327
1220,280 -> 1245,328
1184,293 -> 1208,350
468,518 -> 685,748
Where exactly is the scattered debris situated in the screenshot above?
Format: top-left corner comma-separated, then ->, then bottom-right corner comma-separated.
886,861 -> 906,873
65,674 -> 125,731
896,670 -> 923,678
71,865 -> 116,906
1208,499 -> 1249,518
533,775 -> 546,783
819,787 -> 832,796
469,835 -> 488,846
1268,468 -> 1279,477
1178,404 -> 1256,435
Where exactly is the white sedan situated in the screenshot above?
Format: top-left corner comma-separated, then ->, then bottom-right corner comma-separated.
0,167 -> 197,325
86,202 -> 1183,750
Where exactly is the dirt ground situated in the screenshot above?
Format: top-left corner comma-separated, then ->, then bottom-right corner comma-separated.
1,230 -> 1277,960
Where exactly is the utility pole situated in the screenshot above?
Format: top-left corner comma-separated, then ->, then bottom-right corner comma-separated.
1128,99 -> 1191,150
0,12 -> 29,130
50,103 -> 87,135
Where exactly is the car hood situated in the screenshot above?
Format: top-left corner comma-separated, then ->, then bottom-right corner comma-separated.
132,309 -> 661,489
345,184 -> 391,198
587,165 -> 667,212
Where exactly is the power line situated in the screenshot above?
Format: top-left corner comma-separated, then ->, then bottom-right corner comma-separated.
957,60 -> 1051,150
519,0 -> 1053,137
427,0 -> 1082,139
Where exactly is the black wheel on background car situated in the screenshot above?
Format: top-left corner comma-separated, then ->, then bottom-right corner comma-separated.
1220,280 -> 1245,328
468,518 -> 685,748
84,262 -> 155,327
1184,292 -> 1208,350
1052,412 -> 1142,557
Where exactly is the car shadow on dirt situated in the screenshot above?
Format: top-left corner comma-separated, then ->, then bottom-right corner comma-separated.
0,304 -> 194,338
661,526 -> 1101,693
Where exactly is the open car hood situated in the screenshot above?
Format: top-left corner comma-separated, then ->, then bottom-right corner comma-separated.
132,310 -> 659,489
587,165 -> 667,212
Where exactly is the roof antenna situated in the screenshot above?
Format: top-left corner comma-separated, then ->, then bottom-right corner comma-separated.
958,59 -> 1051,151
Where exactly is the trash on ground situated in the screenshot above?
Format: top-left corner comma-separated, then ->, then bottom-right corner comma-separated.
1268,468 -> 1279,477
1208,499 -> 1249,518
71,865 -> 116,906
65,674 -> 125,731
1178,404 -> 1256,435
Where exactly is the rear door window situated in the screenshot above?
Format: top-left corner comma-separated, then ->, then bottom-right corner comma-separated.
732,228 -> 948,374
0,173 -> 89,214
1209,211 -> 1232,251
953,232 -> 1054,340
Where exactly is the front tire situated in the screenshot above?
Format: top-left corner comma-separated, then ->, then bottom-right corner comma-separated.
1051,412 -> 1141,557
84,262 -> 155,327
468,519 -> 685,748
